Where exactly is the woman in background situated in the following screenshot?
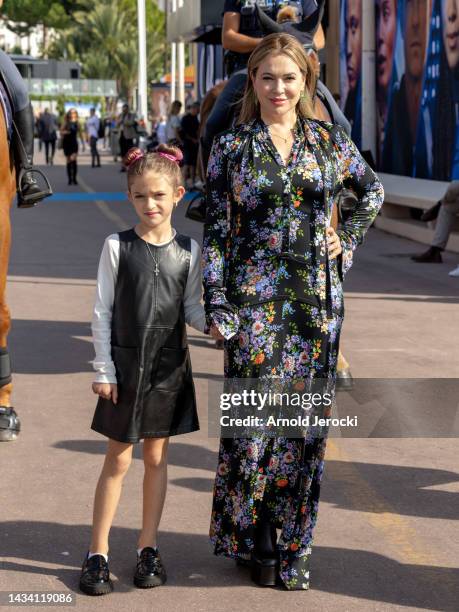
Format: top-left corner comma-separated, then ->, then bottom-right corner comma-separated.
61,108 -> 82,185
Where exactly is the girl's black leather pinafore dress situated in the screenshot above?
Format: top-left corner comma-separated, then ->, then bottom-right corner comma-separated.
91,229 -> 199,443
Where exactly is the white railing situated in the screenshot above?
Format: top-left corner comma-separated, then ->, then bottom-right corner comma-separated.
27,78 -> 118,97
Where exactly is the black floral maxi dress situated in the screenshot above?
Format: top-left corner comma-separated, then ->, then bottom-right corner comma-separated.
202,117 -> 384,590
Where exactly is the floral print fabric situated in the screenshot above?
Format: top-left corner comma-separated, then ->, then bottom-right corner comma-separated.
202,117 -> 384,589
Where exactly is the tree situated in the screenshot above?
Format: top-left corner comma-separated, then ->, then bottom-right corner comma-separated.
46,0 -> 167,103
2,1 -> 84,49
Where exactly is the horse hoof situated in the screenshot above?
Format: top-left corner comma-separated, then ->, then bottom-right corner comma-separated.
0,429 -> 18,441
0,406 -> 21,441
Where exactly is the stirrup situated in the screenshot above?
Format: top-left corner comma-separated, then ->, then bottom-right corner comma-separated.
17,167 -> 53,208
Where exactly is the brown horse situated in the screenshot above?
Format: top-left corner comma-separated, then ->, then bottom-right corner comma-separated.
0,96 -> 19,440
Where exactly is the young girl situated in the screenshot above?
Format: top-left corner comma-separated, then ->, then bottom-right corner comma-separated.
79,144 -> 205,596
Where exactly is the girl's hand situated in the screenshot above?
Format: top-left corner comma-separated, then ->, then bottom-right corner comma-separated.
326,226 -> 342,259
92,382 -> 118,404
209,325 -> 224,341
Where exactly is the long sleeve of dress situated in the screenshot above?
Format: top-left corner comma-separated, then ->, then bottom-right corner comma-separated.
333,126 -> 385,278
184,239 -> 206,333
91,234 -> 119,384
202,134 -> 240,339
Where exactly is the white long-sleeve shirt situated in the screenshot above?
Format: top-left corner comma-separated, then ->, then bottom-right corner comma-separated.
91,230 -> 205,384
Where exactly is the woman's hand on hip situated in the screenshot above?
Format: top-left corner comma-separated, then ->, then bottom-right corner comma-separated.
326,226 -> 342,259
209,325 -> 225,341
92,382 -> 118,404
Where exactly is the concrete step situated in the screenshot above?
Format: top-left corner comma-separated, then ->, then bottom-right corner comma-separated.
378,172 -> 449,209
374,216 -> 459,253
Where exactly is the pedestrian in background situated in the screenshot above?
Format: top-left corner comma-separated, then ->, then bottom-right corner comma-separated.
35,112 -> 43,153
79,144 -> 205,596
412,179 -> 459,274
109,114 -> 120,161
156,115 -> 167,145
165,100 -> 182,145
61,108 -> 82,185
86,107 -> 101,168
116,103 -> 137,171
180,101 -> 200,189
39,108 -> 58,165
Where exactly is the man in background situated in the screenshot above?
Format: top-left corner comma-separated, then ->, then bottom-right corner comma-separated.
86,107 -> 101,168
39,108 -> 58,166
181,101 -> 200,189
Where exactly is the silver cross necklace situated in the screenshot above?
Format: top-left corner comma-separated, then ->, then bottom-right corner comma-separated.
145,242 -> 160,276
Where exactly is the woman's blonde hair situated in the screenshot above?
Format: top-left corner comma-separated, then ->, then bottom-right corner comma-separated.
238,33 -> 316,125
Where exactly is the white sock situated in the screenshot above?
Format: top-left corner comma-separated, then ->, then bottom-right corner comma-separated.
88,551 -> 108,562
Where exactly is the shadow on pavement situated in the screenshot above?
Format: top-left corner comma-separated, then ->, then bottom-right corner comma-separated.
9,320 -> 93,374
187,337 -> 220,350
0,521 -> 457,609
8,322 -> 216,376
52,440 -> 458,520
0,523 -> 248,592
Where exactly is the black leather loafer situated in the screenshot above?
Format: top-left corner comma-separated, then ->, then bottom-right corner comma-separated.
134,547 -> 167,588
79,553 -> 113,596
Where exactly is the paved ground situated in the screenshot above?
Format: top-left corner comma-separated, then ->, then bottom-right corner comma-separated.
0,146 -> 458,612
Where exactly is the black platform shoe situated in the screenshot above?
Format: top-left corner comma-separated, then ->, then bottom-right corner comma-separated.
251,553 -> 279,586
134,547 -> 167,588
79,553 -> 113,596
336,367 -> 354,390
251,521 -> 279,587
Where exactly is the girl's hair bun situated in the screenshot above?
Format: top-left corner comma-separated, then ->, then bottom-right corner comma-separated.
156,143 -> 183,163
123,147 -> 144,168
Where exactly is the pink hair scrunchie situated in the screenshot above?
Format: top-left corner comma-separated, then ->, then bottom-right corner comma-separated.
158,152 -> 181,164
125,149 -> 145,168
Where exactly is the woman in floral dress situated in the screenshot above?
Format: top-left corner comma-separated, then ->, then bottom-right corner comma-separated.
202,33 -> 384,590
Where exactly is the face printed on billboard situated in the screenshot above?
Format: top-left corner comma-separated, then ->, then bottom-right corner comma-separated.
442,0 -> 459,70
340,0 -> 362,148
379,0 -> 433,175
346,0 -> 363,91
376,0 -> 398,95
404,0 -> 430,81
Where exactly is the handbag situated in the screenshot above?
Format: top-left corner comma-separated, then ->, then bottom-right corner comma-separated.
185,189 -> 207,223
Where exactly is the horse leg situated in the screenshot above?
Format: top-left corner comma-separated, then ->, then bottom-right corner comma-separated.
0,162 -> 12,407
0,102 -> 20,437
0,191 -> 19,440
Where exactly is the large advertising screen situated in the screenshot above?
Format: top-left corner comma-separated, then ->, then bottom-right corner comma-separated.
375,0 -> 459,180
